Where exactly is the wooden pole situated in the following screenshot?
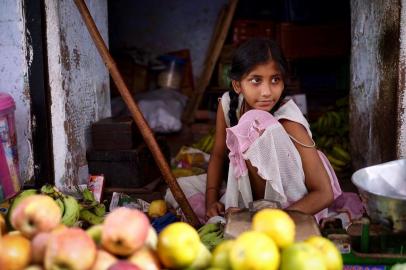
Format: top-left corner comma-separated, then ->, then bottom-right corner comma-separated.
73,0 -> 201,227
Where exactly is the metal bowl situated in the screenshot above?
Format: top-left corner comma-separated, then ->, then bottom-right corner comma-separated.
351,159 -> 406,232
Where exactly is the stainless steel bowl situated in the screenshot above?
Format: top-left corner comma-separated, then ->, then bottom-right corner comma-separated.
351,159 -> 406,232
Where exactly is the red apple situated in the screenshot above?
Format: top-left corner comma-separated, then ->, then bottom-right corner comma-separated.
0,234 -> 32,270
44,228 -> 97,270
91,249 -> 117,270
101,207 -> 150,256
11,195 -> 61,239
31,232 -> 51,264
108,261 -> 140,270
128,246 -> 161,270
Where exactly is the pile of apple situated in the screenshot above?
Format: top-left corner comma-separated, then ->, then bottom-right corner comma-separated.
0,194 -> 162,270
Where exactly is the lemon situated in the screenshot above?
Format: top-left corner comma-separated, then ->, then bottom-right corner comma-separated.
252,209 -> 295,248
157,222 -> 200,269
211,239 -> 234,269
230,231 -> 280,270
148,200 -> 167,218
306,236 -> 343,270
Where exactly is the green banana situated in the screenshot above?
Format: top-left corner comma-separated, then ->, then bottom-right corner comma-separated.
81,187 -> 96,202
40,184 -> 63,199
197,223 -> 220,237
93,203 -> 106,217
200,230 -> 224,251
327,154 -> 347,167
86,224 -> 103,245
80,209 -> 104,225
54,197 -> 65,216
331,145 -> 351,162
61,195 -> 80,226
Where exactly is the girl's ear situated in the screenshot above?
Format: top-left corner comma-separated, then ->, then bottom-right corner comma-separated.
231,80 -> 242,94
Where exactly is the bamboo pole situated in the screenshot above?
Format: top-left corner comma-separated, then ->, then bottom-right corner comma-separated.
73,0 -> 200,227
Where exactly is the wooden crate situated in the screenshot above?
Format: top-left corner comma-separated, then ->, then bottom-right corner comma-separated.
233,20 -> 276,46
91,116 -> 142,150
87,137 -> 170,188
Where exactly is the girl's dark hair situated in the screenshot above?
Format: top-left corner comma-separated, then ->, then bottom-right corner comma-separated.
228,38 -> 288,126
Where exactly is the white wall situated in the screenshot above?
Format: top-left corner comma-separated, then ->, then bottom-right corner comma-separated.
44,0 -> 110,189
0,0 -> 34,182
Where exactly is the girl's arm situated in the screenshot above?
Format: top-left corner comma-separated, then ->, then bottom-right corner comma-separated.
205,103 -> 228,218
280,119 -> 334,215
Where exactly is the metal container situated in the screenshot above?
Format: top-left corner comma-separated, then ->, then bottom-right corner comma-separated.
352,159 -> 406,232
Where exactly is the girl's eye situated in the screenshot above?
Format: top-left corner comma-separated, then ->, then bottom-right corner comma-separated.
271,76 -> 281,84
249,77 -> 261,84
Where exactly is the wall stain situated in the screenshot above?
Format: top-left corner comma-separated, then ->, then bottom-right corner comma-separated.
375,5 -> 399,163
60,30 -> 71,72
73,47 -> 80,69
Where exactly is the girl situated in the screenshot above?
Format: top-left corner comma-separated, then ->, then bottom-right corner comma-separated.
205,37 -> 342,221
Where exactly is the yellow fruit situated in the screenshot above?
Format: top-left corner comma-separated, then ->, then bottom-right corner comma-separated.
148,200 -> 167,218
280,242 -> 326,270
252,209 -> 295,249
306,236 -> 343,270
211,239 -> 234,269
229,231 -> 280,270
157,222 -> 200,269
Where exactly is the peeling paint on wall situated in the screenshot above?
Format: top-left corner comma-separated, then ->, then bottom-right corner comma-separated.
350,0 -> 399,169
45,0 -> 110,188
0,0 -> 34,182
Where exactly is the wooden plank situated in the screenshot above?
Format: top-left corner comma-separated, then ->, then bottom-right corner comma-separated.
74,0 -> 201,227
183,0 -> 238,123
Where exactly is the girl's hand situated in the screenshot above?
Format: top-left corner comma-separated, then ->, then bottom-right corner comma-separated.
206,201 -> 225,220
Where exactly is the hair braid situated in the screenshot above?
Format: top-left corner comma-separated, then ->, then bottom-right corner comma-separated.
228,90 -> 239,127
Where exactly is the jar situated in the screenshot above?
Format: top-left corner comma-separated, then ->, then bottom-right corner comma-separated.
0,92 -> 20,200
157,55 -> 185,90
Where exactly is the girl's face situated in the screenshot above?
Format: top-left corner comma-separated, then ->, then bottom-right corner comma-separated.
232,60 -> 284,111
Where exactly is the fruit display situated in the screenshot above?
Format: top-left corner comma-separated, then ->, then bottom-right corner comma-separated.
6,185 -> 106,230
0,199 -> 344,270
311,97 -> 351,173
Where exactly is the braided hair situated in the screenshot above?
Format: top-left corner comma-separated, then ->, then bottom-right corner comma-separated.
227,38 -> 288,127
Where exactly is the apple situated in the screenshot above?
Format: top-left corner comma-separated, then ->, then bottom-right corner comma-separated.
144,226 -> 158,250
128,246 -> 161,270
101,207 -> 150,256
108,261 -> 141,270
44,228 -> 97,270
91,249 -> 117,270
11,194 -> 61,239
31,231 -> 51,264
0,214 -> 7,235
0,234 -> 32,270
280,242 -> 326,270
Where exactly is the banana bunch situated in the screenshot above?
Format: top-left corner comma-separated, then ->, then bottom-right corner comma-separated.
192,129 -> 216,153
41,184 -> 81,227
77,187 -> 105,226
197,222 -> 224,251
311,97 -> 351,173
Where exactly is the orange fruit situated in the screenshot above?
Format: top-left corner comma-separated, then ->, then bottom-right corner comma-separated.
252,209 -> 295,248
280,242 -> 326,270
148,200 -> 167,218
306,236 -> 343,270
211,239 -> 234,269
229,231 -> 280,270
157,222 -> 200,269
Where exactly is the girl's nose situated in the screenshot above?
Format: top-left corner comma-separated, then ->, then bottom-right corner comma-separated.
261,84 -> 272,97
